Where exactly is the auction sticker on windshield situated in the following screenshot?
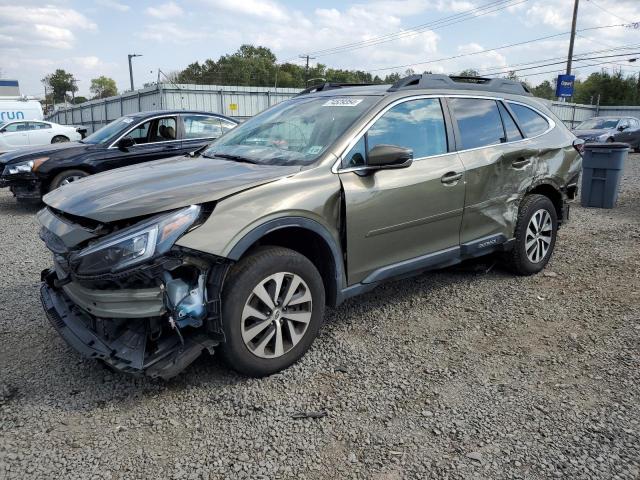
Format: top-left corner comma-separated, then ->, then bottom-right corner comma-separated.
323,98 -> 363,107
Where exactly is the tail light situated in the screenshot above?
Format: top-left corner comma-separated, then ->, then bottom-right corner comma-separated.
573,139 -> 585,157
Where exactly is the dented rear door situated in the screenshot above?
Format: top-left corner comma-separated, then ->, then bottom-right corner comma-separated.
448,97 -> 537,244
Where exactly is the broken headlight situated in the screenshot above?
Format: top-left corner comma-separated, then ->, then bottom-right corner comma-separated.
73,205 -> 201,275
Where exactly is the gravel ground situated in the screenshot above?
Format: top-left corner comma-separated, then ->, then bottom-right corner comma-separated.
1,155 -> 639,480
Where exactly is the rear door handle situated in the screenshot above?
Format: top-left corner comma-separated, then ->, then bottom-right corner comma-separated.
441,171 -> 463,184
164,145 -> 180,150
511,157 -> 531,168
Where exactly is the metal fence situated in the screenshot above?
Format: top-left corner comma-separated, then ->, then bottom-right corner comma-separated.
545,101 -> 640,128
47,83 -> 640,133
46,83 -> 301,134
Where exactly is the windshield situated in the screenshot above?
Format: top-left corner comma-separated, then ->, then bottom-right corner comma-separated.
577,118 -> 620,130
82,116 -> 136,144
203,96 -> 379,166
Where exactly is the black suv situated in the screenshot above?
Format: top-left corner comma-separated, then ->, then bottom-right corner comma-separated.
0,110 -> 238,202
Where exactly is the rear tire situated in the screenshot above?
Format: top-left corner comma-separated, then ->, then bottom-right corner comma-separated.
51,135 -> 69,143
220,247 -> 325,377
505,194 -> 558,275
49,169 -> 89,191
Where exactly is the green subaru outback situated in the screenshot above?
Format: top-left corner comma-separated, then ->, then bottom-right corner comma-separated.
38,74 -> 582,378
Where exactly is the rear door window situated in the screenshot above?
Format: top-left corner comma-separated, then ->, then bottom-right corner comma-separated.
29,122 -> 52,130
183,115 -> 223,139
508,103 -> 550,137
449,98 -> 504,149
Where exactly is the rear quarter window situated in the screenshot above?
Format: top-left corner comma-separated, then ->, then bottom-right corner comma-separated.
508,103 -> 550,137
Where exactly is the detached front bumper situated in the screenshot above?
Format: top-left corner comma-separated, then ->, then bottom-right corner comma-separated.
40,269 -> 219,379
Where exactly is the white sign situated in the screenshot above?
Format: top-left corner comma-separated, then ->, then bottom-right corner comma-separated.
322,98 -> 363,107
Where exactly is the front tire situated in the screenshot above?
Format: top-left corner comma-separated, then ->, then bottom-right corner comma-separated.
506,194 -> 558,275
51,135 -> 69,143
49,169 -> 89,191
220,247 -> 325,377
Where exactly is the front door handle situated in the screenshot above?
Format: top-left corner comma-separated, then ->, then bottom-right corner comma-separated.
511,157 -> 531,168
441,171 -> 463,184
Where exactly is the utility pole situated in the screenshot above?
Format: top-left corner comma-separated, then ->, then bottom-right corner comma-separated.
566,0 -> 580,75
299,54 -> 316,86
128,54 -> 143,91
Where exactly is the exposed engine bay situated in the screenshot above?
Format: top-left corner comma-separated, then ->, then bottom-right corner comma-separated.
38,205 -> 231,379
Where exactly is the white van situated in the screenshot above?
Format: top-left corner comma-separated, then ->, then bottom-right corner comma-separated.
0,99 -> 44,122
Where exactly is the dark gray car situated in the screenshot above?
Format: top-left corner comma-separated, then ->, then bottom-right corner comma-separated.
573,116 -> 640,151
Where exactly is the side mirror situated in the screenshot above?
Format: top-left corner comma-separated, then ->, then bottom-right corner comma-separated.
367,144 -> 413,170
117,136 -> 136,150
617,125 -> 627,131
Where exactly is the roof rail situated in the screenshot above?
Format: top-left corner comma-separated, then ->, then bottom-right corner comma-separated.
296,82 -> 376,96
388,74 -> 532,96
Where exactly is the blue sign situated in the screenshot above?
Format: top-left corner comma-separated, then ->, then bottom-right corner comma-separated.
555,74 -> 575,97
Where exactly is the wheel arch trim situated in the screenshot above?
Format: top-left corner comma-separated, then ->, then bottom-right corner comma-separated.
226,216 -> 346,303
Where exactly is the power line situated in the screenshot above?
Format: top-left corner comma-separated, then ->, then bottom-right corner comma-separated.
478,43 -> 640,75
298,0 -> 513,57
306,0 -> 529,58
480,52 -> 640,77
587,0 -> 631,23
365,23 -> 629,74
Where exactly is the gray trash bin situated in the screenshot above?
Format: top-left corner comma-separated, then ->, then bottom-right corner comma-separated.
580,142 -> 628,209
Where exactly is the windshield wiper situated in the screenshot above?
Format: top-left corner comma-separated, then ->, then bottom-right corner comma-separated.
205,153 -> 259,164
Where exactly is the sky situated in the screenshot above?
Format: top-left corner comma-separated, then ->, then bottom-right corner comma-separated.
1,0 -> 639,98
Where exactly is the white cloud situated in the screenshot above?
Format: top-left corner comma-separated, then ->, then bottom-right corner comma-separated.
0,5 -> 96,30
201,0 -> 290,22
146,2 -> 184,19
0,5 -> 96,50
138,22 -> 212,43
72,56 -> 104,70
96,0 -> 131,12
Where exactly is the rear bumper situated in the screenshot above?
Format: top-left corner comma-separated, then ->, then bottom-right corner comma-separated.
40,269 -> 218,379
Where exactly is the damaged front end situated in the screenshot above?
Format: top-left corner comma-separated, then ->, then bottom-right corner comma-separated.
38,204 -> 231,379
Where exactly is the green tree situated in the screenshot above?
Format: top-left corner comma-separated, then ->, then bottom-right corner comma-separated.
90,76 -> 118,99
42,69 -> 77,103
458,69 -> 480,77
72,96 -> 88,104
531,80 -> 555,100
572,71 -> 640,106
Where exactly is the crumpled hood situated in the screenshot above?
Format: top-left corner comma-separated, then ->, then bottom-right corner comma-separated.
43,155 -> 300,222
0,142 -> 90,166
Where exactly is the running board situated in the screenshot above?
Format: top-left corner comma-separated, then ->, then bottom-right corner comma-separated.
338,234 -> 513,304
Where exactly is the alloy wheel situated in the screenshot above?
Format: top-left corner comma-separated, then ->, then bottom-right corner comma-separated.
525,208 -> 553,263
241,272 -> 312,359
60,176 -> 83,186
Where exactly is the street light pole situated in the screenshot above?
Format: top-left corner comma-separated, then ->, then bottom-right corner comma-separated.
128,54 -> 143,91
